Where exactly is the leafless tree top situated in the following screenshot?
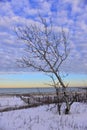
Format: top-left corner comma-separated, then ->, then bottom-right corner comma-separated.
16,17 -> 70,88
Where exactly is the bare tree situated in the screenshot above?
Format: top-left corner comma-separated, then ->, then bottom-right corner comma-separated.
16,16 -> 74,114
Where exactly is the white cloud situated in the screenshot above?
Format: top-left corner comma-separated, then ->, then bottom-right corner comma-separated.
0,2 -> 14,17
0,0 -> 87,73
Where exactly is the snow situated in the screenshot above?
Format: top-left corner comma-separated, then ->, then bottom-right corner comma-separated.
0,96 -> 87,130
0,96 -> 25,109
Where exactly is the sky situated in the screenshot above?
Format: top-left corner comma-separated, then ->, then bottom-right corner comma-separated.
0,0 -> 87,88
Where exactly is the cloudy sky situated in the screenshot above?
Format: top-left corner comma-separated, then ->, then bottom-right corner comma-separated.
0,0 -> 87,88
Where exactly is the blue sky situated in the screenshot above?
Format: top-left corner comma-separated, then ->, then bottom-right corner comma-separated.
0,0 -> 87,87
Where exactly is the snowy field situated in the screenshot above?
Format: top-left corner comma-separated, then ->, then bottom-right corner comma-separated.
0,96 -> 87,130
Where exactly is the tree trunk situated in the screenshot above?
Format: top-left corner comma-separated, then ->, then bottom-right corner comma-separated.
57,103 -> 61,115
65,107 -> 70,114
65,101 -> 70,114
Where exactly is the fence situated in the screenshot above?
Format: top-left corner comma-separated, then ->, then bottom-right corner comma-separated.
22,91 -> 87,104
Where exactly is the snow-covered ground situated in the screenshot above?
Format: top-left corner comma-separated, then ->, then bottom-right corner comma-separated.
0,96 -> 87,130
0,96 -> 25,107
